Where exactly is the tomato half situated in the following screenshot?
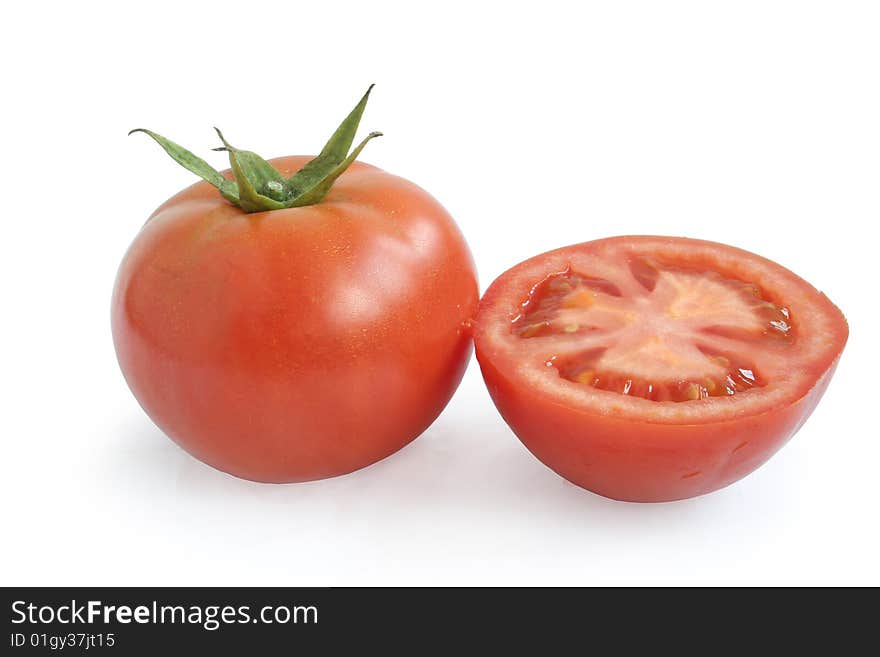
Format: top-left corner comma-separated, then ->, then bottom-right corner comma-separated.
112,157 -> 478,482
473,236 -> 847,502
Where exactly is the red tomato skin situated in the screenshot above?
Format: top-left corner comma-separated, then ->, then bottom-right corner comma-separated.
477,354 -> 839,502
112,157 -> 478,483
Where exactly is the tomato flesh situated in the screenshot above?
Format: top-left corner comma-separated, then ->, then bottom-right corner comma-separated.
474,236 -> 847,502
513,260 -> 791,402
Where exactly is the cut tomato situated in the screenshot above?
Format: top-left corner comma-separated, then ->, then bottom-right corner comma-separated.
474,236 -> 847,502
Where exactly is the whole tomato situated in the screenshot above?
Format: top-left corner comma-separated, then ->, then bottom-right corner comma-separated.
113,88 -> 478,482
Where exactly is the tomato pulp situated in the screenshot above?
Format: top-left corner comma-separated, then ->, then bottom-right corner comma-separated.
474,236 -> 847,502
113,157 -> 478,482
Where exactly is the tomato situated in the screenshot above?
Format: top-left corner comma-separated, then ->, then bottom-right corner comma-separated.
473,236 -> 847,502
112,155 -> 478,482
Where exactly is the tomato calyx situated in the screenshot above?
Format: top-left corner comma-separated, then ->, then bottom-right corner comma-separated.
129,85 -> 383,213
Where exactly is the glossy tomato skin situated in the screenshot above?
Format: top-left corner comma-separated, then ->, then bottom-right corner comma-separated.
474,236 -> 847,502
113,157 -> 478,482
478,354 -> 839,502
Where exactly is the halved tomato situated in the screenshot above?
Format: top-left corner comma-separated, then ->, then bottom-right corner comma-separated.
473,236 -> 848,502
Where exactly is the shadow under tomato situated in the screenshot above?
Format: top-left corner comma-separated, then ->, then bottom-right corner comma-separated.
105,392 -> 803,543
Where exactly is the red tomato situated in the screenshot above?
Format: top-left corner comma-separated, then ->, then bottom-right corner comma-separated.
113,157 -> 478,482
474,236 -> 847,502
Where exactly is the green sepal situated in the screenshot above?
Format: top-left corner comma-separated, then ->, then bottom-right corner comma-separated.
290,132 -> 382,206
129,86 -> 381,213
128,129 -> 240,204
289,84 -> 374,194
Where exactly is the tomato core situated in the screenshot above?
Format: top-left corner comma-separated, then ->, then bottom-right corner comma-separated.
512,257 -> 792,403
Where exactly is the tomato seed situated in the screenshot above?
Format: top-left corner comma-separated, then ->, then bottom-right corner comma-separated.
512,261 -> 789,402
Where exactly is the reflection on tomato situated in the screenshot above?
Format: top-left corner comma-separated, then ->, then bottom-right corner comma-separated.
113,156 -> 478,482
474,236 -> 847,502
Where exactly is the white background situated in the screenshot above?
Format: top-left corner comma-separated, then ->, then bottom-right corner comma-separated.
2,1 -> 878,586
